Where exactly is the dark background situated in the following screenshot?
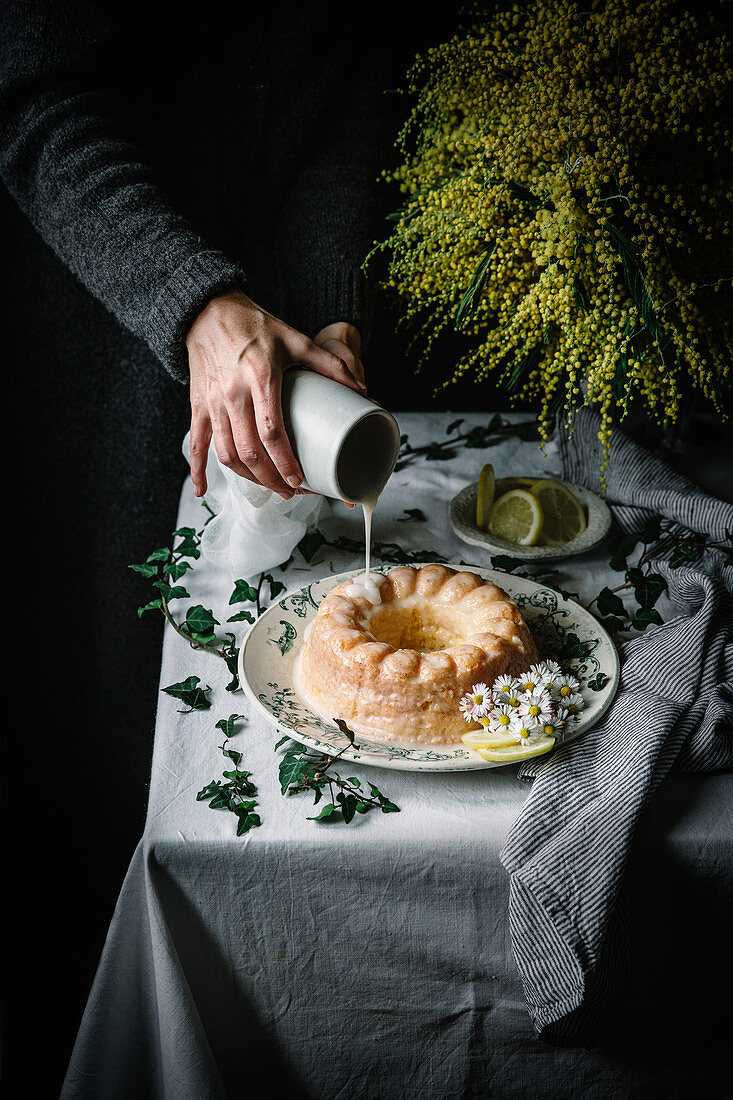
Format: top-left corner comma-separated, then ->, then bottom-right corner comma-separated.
2,3 -> 731,1097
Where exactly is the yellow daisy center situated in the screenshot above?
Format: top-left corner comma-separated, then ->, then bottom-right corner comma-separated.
560,685 -> 571,697
472,693 -> 484,705
499,714 -> 511,726
529,705 -> 540,716
480,715 -> 491,727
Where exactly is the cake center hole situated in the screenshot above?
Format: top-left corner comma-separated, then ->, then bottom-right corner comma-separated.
368,606 -> 466,653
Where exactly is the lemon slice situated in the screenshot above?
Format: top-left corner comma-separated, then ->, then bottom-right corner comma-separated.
487,489 -> 544,546
461,727 -> 517,750
475,463 -> 495,531
475,735 -> 555,762
530,479 -> 587,545
495,476 -> 537,495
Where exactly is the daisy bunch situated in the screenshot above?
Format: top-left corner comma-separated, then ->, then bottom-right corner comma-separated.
459,661 -> 587,745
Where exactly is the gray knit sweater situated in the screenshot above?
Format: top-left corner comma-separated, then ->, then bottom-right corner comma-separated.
0,0 -> 409,380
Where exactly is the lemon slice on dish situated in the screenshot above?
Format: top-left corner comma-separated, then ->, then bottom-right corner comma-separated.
475,463 -> 495,531
494,476 -> 537,495
461,727 -> 517,750
487,489 -> 544,546
530,479 -> 587,545
474,734 -> 556,762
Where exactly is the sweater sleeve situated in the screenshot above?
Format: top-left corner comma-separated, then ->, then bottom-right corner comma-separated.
0,0 -> 247,381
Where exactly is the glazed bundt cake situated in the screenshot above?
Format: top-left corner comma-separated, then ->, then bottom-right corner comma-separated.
296,564 -> 538,744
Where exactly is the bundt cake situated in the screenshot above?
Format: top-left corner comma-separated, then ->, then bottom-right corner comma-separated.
296,564 -> 538,744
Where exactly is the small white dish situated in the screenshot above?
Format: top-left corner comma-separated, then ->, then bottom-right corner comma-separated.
238,564 -> 620,772
449,479 -> 612,561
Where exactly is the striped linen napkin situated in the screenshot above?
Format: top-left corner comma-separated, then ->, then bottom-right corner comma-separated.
500,406 -> 733,1043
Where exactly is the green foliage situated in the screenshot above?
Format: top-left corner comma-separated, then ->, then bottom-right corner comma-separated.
277,725 -> 400,824
197,714 -> 261,836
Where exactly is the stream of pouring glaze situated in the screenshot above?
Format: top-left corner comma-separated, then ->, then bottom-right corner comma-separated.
343,498 -> 383,605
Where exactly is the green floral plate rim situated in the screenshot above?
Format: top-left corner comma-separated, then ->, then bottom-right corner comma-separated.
449,479 -> 612,561
239,564 -> 620,772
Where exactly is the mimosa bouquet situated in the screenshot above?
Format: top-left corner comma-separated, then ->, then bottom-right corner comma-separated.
371,0 -> 732,472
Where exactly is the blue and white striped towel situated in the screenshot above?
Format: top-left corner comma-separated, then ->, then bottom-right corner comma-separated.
501,407 -> 733,1043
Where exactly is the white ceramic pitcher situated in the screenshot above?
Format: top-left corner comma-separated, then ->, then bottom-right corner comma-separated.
281,368 -> 401,503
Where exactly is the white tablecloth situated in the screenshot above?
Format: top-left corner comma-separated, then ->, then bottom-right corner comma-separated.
61,413 -> 732,1099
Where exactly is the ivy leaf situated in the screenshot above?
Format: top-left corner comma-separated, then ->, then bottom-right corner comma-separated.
129,562 -> 160,578
185,605 -> 219,639
447,418 -> 465,435
396,508 -> 427,523
265,575 -> 286,600
146,547 -> 172,564
626,568 -> 667,608
334,718 -> 356,744
196,780 -> 223,802
235,805 -> 261,835
308,802 -> 339,822
215,714 -> 245,739
224,652 -> 240,692
599,614 -> 628,635
596,586 -> 626,617
164,561 -> 193,582
279,749 -> 307,794
491,554 -> 525,573
587,672 -> 609,691
227,609 -> 256,623
229,580 -> 258,605
631,607 -> 663,631
162,675 -> 212,711
153,580 -> 190,601
172,528 -> 200,558
137,598 -> 163,617
221,747 -> 243,765
337,791 -> 358,823
608,531 -> 641,571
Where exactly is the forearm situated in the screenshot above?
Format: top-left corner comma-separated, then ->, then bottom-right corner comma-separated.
0,1 -> 246,380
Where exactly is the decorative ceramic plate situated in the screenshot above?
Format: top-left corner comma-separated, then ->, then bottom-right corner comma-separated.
238,564 -> 620,772
449,479 -> 612,561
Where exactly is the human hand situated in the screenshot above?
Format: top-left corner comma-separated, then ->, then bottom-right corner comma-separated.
186,292 -> 367,498
312,321 -> 365,389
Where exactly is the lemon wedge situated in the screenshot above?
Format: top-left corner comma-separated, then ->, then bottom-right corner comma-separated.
475,463 -> 495,531
461,727 -> 517,750
487,488 -> 544,546
530,479 -> 587,545
475,735 -> 556,762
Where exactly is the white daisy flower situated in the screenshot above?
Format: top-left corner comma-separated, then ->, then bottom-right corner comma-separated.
493,674 -> 519,697
531,660 -> 563,693
557,691 -> 585,719
557,710 -> 581,736
519,688 -> 554,725
488,703 -> 515,735
540,716 -> 561,739
459,682 -> 492,722
555,672 -> 581,702
510,713 -> 542,743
